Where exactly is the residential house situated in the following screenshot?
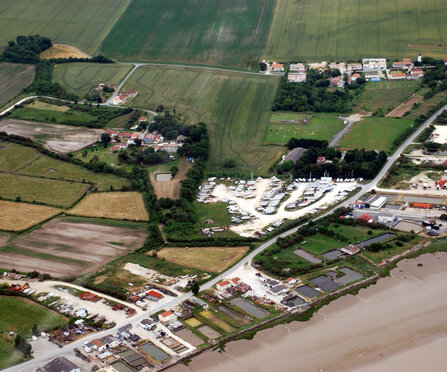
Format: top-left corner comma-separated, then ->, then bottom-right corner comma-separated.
131,132 -> 141,140
101,335 -> 121,349
317,156 -> 326,165
286,278 -> 298,285
308,61 -> 327,70
162,143 -> 181,153
290,63 -> 306,72
84,339 -> 107,353
329,62 -> 346,74
364,71 -> 380,80
389,70 -> 407,80
118,132 -> 133,139
350,73 -> 361,82
288,73 -> 307,83
139,318 -> 157,331
392,58 -> 413,70
159,310 -> 175,323
144,133 -> 156,144
139,116 -> 147,124
230,277 -> 240,286
282,147 -> 306,164
328,75 -> 344,88
216,280 -> 231,291
362,58 -> 387,71
340,244 -> 360,255
106,129 -> 119,138
347,63 -> 362,72
271,62 -> 284,72
35,357 -> 80,372
110,144 -> 126,152
410,68 -> 424,78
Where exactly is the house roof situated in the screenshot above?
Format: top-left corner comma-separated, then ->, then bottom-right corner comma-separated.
270,284 -> 288,293
90,339 -> 105,348
38,356 -> 79,372
160,310 -> 174,318
230,277 -> 240,285
283,147 -> 306,164
147,290 -> 163,299
217,280 -> 230,287
139,116 -> 147,122
272,62 -> 284,69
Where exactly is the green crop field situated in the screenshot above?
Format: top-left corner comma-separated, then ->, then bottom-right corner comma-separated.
0,0 -> 131,55
0,63 -> 34,108
53,63 -> 133,97
100,0 -> 275,69
126,65 -> 282,173
0,142 -> 39,172
0,296 -> 66,370
0,173 -> 89,207
338,117 -> 415,152
266,113 -> 345,143
265,0 -> 447,61
353,80 -> 419,114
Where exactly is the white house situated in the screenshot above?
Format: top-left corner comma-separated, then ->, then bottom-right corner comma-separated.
159,310 -> 175,323
271,62 -> 285,72
362,58 -> 387,71
288,73 -> 306,83
101,335 -> 121,349
83,339 -> 107,353
290,63 -> 306,72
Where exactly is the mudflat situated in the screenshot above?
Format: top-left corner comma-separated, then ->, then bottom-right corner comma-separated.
170,252 -> 447,372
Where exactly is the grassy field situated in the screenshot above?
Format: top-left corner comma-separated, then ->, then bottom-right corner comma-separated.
69,192 -> 149,221
0,142 -> 39,172
157,246 -> 249,273
338,117 -> 415,151
0,296 -> 67,370
265,113 -> 345,143
0,0 -> 131,55
127,65 -> 282,172
0,201 -> 60,231
353,80 -> 419,114
100,0 -> 275,69
0,63 -> 34,108
53,63 -> 133,97
0,173 -> 89,208
406,91 -> 447,120
264,0 -> 447,61
9,104 -> 97,124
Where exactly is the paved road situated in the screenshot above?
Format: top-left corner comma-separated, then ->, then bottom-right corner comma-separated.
3,95 -> 446,371
329,116 -> 354,147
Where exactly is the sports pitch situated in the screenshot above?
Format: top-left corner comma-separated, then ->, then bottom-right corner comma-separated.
126,65 -> 282,173
265,0 -> 447,61
0,0 -> 131,55
100,0 -> 275,69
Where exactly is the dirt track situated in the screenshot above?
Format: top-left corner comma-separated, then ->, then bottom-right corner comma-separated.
387,96 -> 422,118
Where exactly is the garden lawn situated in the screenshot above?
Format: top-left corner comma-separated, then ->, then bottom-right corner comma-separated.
266,114 -> 345,143
264,0 -> 447,61
338,117 -> 415,152
100,0 -> 275,69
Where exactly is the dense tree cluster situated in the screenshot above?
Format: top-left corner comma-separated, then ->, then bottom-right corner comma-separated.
2,35 -> 52,63
149,111 -> 190,140
272,69 -> 365,113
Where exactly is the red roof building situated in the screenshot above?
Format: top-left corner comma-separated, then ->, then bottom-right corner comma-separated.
146,290 -> 163,299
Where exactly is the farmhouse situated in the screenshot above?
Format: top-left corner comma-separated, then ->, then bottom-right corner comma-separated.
362,58 -> 387,71
272,62 -> 285,72
393,58 -> 413,70
282,147 -> 306,164
35,357 -> 80,372
347,63 -> 362,72
290,63 -> 306,72
329,62 -> 346,74
288,73 -> 307,83
328,75 -> 344,87
410,68 -> 424,78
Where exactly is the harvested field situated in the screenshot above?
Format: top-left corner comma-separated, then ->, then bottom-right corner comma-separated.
69,192 -> 149,221
0,173 -> 89,207
387,96 -> 423,118
150,159 -> 191,199
157,246 -> 249,273
0,0 -> 131,55
0,201 -> 60,231
175,328 -> 204,347
0,63 -> 34,108
1,218 -> 147,278
40,44 -> 89,59
197,325 -> 221,339
0,119 -> 103,153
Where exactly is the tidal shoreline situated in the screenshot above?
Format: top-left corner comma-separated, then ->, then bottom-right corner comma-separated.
170,252 -> 447,372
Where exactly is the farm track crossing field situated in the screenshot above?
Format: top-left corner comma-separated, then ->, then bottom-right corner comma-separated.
127,65 -> 282,172
0,63 -> 34,108
0,217 -> 147,278
157,246 -> 250,273
266,113 -> 345,143
0,296 -> 67,370
0,173 -> 89,207
265,0 -> 447,61
0,118 -> 103,153
69,192 -> 149,221
338,117 -> 415,152
53,63 -> 133,97
0,142 -> 39,171
100,0 -> 275,69
0,0 -> 131,55
0,201 -> 60,231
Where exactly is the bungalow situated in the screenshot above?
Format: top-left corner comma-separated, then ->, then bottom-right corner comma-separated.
35,357 -> 80,372
271,62 -> 284,72
410,68 -> 424,78
216,280 -> 231,291
392,58 -> 413,70
362,58 -> 387,71
288,73 -> 306,83
329,62 -> 346,74
328,75 -> 344,88
340,244 -> 360,255
389,70 -> 407,80
308,61 -> 327,70
290,63 -> 306,72
84,339 -> 107,353
159,310 -> 175,323
347,63 -> 362,72
101,335 -> 121,349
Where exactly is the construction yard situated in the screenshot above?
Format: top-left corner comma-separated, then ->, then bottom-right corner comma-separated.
69,192 -> 149,221
0,218 -> 148,278
0,201 -> 60,231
